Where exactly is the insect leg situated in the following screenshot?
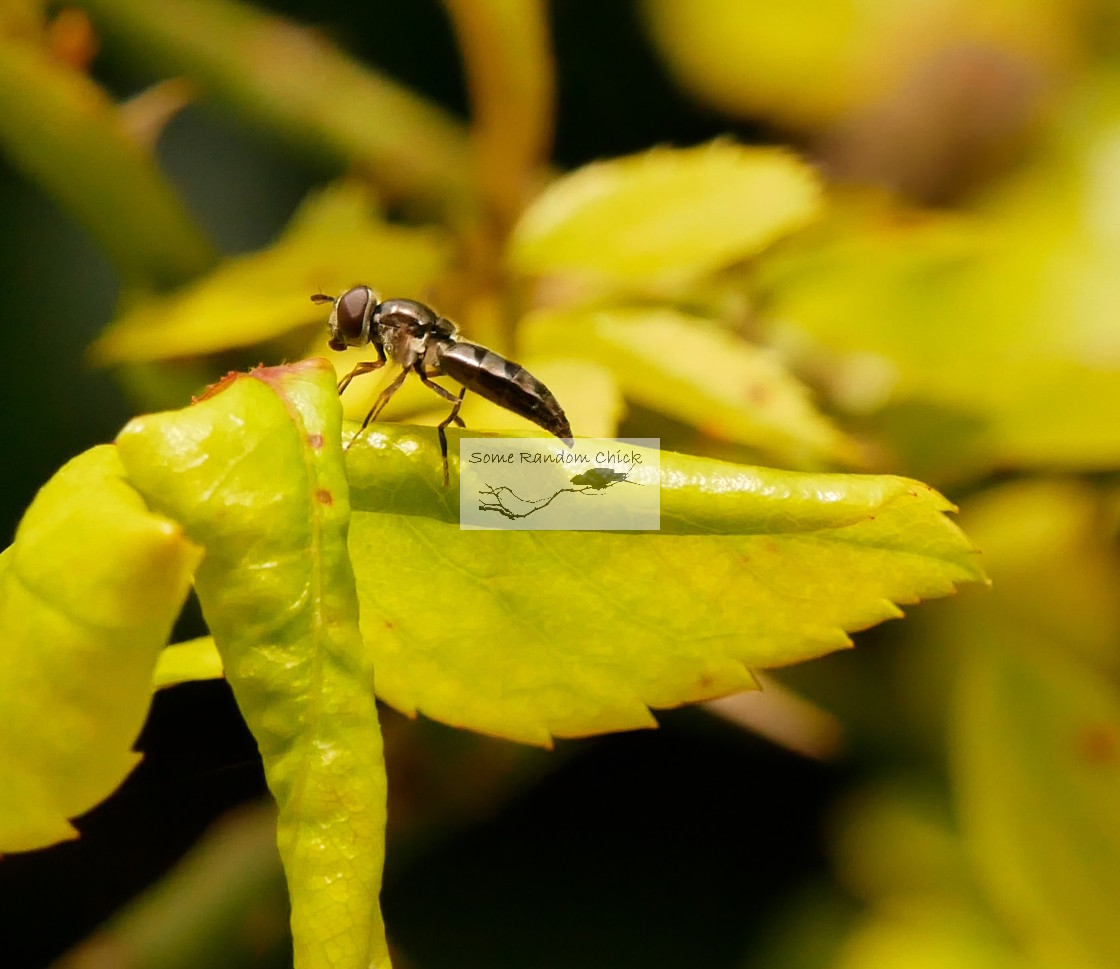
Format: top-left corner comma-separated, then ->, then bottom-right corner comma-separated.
338,356 -> 386,395
412,367 -> 470,484
415,367 -> 462,403
341,365 -> 407,453
436,387 -> 468,486
359,367 -> 411,432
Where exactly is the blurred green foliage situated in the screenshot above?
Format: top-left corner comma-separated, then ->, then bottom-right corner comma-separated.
0,0 -> 1118,968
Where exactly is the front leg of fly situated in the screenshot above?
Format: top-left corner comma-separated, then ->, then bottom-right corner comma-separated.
337,344 -> 387,396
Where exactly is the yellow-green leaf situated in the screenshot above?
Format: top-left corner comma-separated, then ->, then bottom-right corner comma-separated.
948,479 -> 1120,674
829,778 -> 972,904
0,446 -> 199,853
90,182 -> 453,364
834,896 -> 1034,969
117,362 -> 389,969
153,636 -> 225,690
508,142 -> 821,287
343,424 -> 985,745
521,305 -> 858,464
757,80 -> 1120,480
952,640 -> 1120,969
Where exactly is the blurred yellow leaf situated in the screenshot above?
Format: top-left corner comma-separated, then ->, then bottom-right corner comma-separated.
522,305 -> 858,465
829,779 -> 971,904
641,0 -> 1086,128
950,480 -> 1120,673
834,896 -> 1036,969
153,636 -> 224,690
90,182 -> 453,364
758,183 -> 1120,479
953,640 -> 1120,969
508,142 -> 821,288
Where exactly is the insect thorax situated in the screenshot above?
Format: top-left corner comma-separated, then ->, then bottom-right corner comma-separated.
374,299 -> 458,368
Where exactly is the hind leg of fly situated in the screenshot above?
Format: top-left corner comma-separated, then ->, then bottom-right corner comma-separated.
415,367 -> 468,485
435,387 -> 468,486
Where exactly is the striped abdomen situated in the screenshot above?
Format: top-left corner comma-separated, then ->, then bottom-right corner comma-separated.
438,341 -> 573,444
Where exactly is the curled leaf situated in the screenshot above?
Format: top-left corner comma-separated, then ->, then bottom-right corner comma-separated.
117,362 -> 390,969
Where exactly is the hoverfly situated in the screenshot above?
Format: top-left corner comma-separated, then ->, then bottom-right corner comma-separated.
313,286 -> 573,485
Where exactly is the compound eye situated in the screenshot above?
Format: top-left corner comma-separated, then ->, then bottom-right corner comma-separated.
336,286 -> 373,342
327,286 -> 378,351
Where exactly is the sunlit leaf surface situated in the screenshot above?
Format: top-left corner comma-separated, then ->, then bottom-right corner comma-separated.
0,446 -> 198,853
343,425 -> 985,745
508,142 -> 821,287
149,418 -> 985,748
117,362 -> 389,969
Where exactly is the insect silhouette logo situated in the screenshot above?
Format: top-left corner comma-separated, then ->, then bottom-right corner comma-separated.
460,439 -> 661,531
